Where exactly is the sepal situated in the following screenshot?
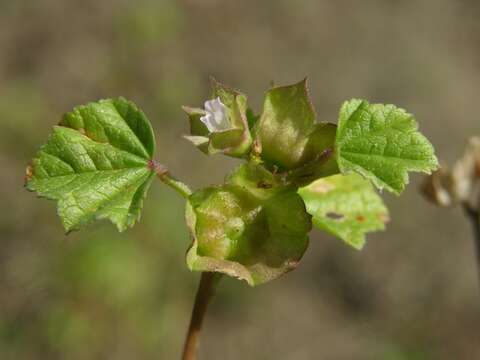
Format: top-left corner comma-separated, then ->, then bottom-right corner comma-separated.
185,163 -> 311,286
183,79 -> 252,158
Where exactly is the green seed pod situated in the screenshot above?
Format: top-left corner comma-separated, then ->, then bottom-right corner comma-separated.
185,163 -> 311,286
183,79 -> 252,158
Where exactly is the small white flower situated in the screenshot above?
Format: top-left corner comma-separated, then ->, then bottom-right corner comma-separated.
200,97 -> 231,132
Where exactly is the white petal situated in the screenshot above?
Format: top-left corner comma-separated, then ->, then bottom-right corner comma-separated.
201,97 -> 231,132
204,100 -> 214,113
200,113 -> 217,132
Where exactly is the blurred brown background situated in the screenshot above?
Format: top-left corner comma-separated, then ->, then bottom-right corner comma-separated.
1,0 -> 479,359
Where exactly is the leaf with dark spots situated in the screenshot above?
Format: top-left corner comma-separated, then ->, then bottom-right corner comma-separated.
298,173 -> 388,249
326,212 -> 344,220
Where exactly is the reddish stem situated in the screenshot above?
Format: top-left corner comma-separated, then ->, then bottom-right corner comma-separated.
182,272 -> 220,360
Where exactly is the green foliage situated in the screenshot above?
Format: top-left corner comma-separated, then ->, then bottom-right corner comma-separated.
336,99 -> 438,194
298,173 -> 388,249
26,79 -> 438,283
26,98 -> 156,232
185,163 -> 310,286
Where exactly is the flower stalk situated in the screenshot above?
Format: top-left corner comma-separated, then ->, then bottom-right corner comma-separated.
182,272 -> 221,360
149,160 -> 192,199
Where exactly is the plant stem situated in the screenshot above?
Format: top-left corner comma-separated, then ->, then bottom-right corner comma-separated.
182,272 -> 221,360
160,173 -> 192,198
149,160 -> 192,198
462,203 -> 480,287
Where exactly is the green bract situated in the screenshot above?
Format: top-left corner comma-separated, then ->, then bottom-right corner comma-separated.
185,163 -> 311,286
26,79 -> 438,285
255,79 -> 337,171
336,99 -> 438,194
26,98 -> 156,232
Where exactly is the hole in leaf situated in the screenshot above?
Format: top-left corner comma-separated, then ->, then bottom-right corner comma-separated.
326,212 -> 344,220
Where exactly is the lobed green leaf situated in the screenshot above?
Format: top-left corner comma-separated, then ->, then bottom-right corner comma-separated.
26,98 -> 156,232
336,99 -> 438,194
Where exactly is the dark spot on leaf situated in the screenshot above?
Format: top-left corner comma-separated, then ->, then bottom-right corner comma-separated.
326,212 -> 344,220
257,180 -> 273,189
356,215 -> 366,223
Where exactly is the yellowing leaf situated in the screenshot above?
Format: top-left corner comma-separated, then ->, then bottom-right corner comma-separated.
298,173 -> 389,249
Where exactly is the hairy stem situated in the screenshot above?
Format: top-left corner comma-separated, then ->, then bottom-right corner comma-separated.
159,173 -> 192,198
149,160 -> 192,198
182,272 -> 221,360
463,203 -> 480,288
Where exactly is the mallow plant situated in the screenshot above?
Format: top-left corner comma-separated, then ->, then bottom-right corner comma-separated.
25,78 -> 438,359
